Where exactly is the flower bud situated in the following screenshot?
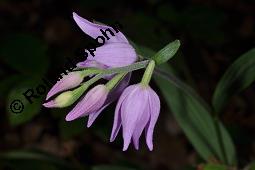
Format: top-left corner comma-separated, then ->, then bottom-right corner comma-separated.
46,71 -> 84,100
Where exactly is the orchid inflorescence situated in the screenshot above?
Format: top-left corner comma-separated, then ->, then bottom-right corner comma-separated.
43,12 -> 180,151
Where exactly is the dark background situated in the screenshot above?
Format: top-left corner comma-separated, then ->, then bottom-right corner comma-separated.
0,0 -> 255,169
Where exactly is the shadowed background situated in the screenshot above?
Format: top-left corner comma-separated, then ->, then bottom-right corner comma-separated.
0,0 -> 255,169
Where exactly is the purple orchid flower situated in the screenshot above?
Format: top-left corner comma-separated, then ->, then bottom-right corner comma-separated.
73,12 -> 137,69
110,84 -> 160,151
43,13 -> 136,129
43,13 -> 164,151
58,13 -> 137,125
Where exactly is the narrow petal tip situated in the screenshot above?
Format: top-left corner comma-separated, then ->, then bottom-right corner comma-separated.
122,145 -> 128,151
43,101 -> 56,108
122,135 -> 132,151
148,145 -> 153,151
86,121 -> 92,128
133,139 -> 140,150
86,115 -> 96,128
72,12 -> 78,18
109,138 -> 114,142
46,95 -> 50,100
65,113 -> 77,122
146,135 -> 154,151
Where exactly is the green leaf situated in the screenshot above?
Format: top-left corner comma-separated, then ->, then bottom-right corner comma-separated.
203,164 -> 227,170
133,43 -> 236,165
153,64 -> 236,165
213,48 -> 255,113
248,162 -> 255,170
92,165 -> 136,170
136,44 -> 236,164
0,34 -> 49,76
7,79 -> 44,126
152,40 -> 180,65
0,75 -> 25,100
0,150 -> 72,170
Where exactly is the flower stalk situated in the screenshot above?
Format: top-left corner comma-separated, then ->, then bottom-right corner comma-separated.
106,73 -> 127,91
141,60 -> 155,86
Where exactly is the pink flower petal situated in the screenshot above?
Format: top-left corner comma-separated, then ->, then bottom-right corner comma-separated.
46,72 -> 83,100
92,43 -> 137,67
132,103 -> 150,150
88,73 -> 131,128
87,103 -> 110,128
43,100 -> 57,108
76,59 -> 108,69
73,12 -> 129,44
145,87 -> 160,151
121,85 -> 148,151
110,83 -> 135,142
65,85 -> 108,121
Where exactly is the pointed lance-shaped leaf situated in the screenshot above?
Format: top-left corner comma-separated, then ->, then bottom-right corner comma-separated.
152,39 -> 180,65
213,48 -> 255,113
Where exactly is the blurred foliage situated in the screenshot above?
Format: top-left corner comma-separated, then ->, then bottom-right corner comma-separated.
0,34 -> 49,126
213,48 -> 255,113
203,163 -> 227,170
92,165 -> 137,170
157,4 -> 226,45
7,78 -> 43,126
137,44 -> 236,165
0,150 -> 72,169
0,34 -> 48,76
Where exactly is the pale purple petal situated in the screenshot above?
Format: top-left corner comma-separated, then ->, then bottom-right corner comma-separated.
110,83 -> 135,142
87,103 -> 110,128
91,43 -> 137,67
121,85 -> 148,151
43,100 -> 57,108
145,87 -> 160,151
73,12 -> 129,43
86,74 -> 131,128
76,59 -> 108,69
65,85 -> 108,121
46,72 -> 83,100
132,103 -> 150,150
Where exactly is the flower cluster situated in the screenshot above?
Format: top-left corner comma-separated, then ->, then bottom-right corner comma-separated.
43,12 -> 160,151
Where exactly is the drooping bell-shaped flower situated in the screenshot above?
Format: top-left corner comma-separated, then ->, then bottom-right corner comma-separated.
109,60 -> 160,151
110,84 -> 160,151
73,12 -> 137,68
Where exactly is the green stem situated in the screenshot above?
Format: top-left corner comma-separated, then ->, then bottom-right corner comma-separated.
106,72 -> 127,90
141,60 -> 155,86
81,74 -> 103,87
78,60 -> 150,75
73,74 -> 103,96
72,59 -> 150,97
